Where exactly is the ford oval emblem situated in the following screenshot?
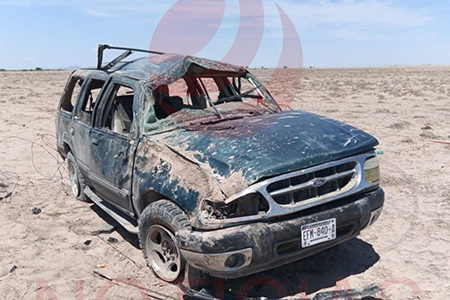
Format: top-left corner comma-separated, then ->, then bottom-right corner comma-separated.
313,178 -> 327,187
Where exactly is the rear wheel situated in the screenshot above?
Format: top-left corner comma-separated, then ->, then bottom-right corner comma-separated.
138,200 -> 190,282
66,152 -> 87,202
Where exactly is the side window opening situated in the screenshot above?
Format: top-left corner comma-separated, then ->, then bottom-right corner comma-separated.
152,79 -> 186,120
102,85 -> 135,136
60,77 -> 84,113
76,79 -> 106,125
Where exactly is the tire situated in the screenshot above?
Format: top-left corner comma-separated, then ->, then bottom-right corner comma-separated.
138,200 -> 191,282
66,152 -> 88,202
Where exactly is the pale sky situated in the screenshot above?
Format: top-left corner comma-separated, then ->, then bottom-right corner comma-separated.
0,0 -> 449,69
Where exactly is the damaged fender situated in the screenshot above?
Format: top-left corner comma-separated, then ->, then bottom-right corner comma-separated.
132,138 -> 226,226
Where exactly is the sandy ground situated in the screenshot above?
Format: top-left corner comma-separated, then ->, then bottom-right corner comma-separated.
0,67 -> 449,300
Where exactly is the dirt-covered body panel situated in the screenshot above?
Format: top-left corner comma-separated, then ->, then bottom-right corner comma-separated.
179,188 -> 384,279
56,45 -> 384,281
160,110 -> 378,197
132,137 -> 225,219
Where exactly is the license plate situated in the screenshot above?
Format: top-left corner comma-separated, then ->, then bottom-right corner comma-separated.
301,218 -> 336,248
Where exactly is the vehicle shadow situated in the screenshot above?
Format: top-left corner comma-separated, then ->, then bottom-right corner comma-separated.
89,204 -> 140,249
201,238 -> 380,299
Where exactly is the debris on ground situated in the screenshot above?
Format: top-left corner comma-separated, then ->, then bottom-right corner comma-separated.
430,140 -> 450,145
84,240 -> 92,246
97,263 -> 108,269
0,180 -> 12,201
32,207 -> 42,215
91,224 -> 116,235
107,237 -> 118,244
184,284 -> 383,300
9,266 -> 17,273
93,270 -> 112,281
0,191 -> 12,201
401,138 -> 414,143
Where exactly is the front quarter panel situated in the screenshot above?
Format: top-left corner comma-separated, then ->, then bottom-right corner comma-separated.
132,137 -> 225,223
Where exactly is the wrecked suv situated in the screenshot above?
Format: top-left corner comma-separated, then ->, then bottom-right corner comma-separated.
56,45 -> 384,282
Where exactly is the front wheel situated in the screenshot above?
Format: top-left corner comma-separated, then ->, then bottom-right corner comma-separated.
138,200 -> 190,282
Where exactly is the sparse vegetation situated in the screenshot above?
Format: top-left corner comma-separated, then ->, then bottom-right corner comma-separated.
35,67 -> 43,71
0,68 -> 6,72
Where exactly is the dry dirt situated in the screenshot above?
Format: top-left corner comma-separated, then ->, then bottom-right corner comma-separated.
1,67 -> 449,300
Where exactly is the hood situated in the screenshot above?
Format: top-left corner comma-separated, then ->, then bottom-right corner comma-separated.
163,110 -> 378,196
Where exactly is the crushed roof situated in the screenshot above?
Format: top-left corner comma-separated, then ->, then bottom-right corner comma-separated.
102,54 -> 245,87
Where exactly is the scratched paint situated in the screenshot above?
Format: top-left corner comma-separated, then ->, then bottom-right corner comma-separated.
154,110 -> 378,189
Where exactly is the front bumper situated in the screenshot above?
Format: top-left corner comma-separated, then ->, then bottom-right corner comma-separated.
178,188 -> 384,279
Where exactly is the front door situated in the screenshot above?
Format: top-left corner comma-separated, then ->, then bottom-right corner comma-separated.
89,79 -> 137,212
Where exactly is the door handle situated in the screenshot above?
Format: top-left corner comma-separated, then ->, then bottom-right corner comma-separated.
91,138 -> 99,146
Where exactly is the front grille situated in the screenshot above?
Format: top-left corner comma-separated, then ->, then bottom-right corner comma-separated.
267,162 -> 357,206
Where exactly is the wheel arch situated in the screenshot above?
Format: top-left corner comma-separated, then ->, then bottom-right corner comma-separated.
60,130 -> 72,157
137,190 -> 190,218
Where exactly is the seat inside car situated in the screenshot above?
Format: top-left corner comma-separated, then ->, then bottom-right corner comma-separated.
153,85 -> 183,119
112,95 -> 134,134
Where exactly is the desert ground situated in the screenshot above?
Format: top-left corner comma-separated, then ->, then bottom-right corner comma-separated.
0,66 -> 449,300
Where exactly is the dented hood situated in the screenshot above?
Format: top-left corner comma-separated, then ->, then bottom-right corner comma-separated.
164,110 -> 378,196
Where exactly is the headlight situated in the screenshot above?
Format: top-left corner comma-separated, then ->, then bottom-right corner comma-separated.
200,193 -> 268,222
364,155 -> 380,183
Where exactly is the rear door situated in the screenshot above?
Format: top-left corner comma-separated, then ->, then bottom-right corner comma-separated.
71,74 -> 109,182
88,77 -> 139,212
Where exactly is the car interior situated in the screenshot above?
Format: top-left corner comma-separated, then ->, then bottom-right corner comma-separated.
151,75 -> 243,119
104,85 -> 134,135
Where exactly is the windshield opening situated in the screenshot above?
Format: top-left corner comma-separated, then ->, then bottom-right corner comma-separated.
143,71 -> 281,131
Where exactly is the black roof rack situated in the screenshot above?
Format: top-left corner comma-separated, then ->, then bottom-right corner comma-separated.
97,44 -> 165,70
